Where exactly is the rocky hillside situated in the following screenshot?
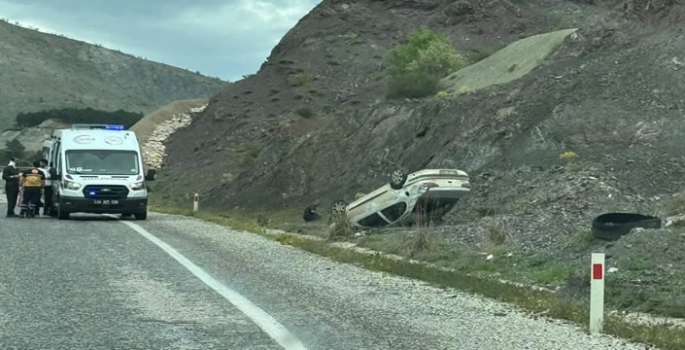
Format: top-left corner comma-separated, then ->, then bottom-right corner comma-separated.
0,119 -> 70,153
0,19 -> 227,130
156,0 -> 605,206
155,0 -> 685,224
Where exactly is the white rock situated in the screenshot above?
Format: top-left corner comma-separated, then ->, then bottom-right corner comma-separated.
141,103 -> 207,169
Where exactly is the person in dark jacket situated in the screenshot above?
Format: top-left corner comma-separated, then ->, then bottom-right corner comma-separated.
39,158 -> 57,216
2,157 -> 21,217
303,199 -> 321,222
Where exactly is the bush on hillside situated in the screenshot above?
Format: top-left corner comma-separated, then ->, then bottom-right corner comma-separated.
3,139 -> 25,159
15,107 -> 144,129
0,139 -> 38,166
385,27 -> 467,98
0,149 -> 10,165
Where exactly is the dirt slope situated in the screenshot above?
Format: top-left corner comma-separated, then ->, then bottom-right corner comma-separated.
0,20 -> 227,129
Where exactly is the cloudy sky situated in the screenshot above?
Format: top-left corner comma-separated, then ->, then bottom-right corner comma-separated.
0,0 -> 321,81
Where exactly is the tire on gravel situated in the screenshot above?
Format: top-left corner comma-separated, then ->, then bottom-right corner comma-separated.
591,212 -> 662,241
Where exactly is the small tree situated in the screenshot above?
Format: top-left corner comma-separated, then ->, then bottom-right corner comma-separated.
0,149 -> 9,165
385,27 -> 467,98
4,139 -> 25,159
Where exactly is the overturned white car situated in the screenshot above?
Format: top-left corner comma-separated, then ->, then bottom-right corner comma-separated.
330,168 -> 470,228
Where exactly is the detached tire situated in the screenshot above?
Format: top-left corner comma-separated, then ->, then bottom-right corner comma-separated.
591,213 -> 661,241
390,168 -> 409,190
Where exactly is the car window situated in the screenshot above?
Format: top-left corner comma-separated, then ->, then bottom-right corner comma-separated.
357,213 -> 388,227
381,202 -> 407,222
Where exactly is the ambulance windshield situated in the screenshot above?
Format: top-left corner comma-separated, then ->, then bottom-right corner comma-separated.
65,150 -> 140,175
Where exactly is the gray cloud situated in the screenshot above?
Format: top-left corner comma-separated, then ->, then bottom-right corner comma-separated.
0,0 -> 320,81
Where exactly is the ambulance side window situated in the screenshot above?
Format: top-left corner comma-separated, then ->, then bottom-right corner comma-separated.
53,142 -> 61,174
42,146 -> 50,161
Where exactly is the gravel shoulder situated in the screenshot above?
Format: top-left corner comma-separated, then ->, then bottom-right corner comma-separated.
136,211 -> 657,350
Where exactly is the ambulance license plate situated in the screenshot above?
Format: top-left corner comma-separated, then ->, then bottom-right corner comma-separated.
94,200 -> 118,205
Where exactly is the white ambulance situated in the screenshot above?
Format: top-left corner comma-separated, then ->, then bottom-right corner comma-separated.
42,124 -> 156,220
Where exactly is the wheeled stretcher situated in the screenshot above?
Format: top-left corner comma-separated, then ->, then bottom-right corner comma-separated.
17,187 -> 44,218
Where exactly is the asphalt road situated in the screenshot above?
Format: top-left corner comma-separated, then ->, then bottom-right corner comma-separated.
0,204 -> 656,350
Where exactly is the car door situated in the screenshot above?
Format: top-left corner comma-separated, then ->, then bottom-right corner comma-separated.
348,185 -> 399,220
379,201 -> 408,226
357,212 -> 391,228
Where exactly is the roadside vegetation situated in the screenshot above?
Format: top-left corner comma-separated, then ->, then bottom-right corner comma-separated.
384,27 -> 467,99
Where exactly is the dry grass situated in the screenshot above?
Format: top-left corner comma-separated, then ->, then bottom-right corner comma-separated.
487,222 -> 514,245
664,192 -> 685,216
328,210 -> 356,240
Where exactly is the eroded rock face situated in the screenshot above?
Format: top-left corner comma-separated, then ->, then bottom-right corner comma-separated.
444,0 -> 474,17
141,104 -> 207,169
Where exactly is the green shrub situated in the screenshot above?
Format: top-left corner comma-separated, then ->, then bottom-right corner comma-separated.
3,139 -> 25,159
296,107 -> 315,118
385,27 -> 467,98
293,72 -> 312,86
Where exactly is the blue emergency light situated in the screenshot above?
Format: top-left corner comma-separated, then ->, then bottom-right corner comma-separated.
105,125 -> 125,130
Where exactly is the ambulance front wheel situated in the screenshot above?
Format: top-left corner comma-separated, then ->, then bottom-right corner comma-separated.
134,211 -> 147,220
57,204 -> 70,220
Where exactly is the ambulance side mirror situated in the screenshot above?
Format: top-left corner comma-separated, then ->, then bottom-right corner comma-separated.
145,169 -> 156,181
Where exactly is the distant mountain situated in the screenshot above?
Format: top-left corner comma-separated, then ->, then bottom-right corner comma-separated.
0,19 -> 228,129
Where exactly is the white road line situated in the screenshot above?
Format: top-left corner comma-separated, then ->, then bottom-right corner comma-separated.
119,220 -> 309,350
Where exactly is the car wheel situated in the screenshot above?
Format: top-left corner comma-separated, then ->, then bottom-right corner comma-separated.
591,212 -> 661,241
390,168 -> 408,190
330,200 -> 347,218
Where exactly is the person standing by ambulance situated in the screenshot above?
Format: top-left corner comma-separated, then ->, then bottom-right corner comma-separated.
2,157 -> 21,217
19,161 -> 45,218
39,158 -> 56,216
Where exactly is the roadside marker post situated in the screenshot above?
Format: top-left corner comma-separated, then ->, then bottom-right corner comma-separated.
589,252 -> 605,335
193,193 -> 199,212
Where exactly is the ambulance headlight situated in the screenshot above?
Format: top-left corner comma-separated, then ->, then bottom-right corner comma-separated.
130,181 -> 145,190
64,180 -> 81,190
